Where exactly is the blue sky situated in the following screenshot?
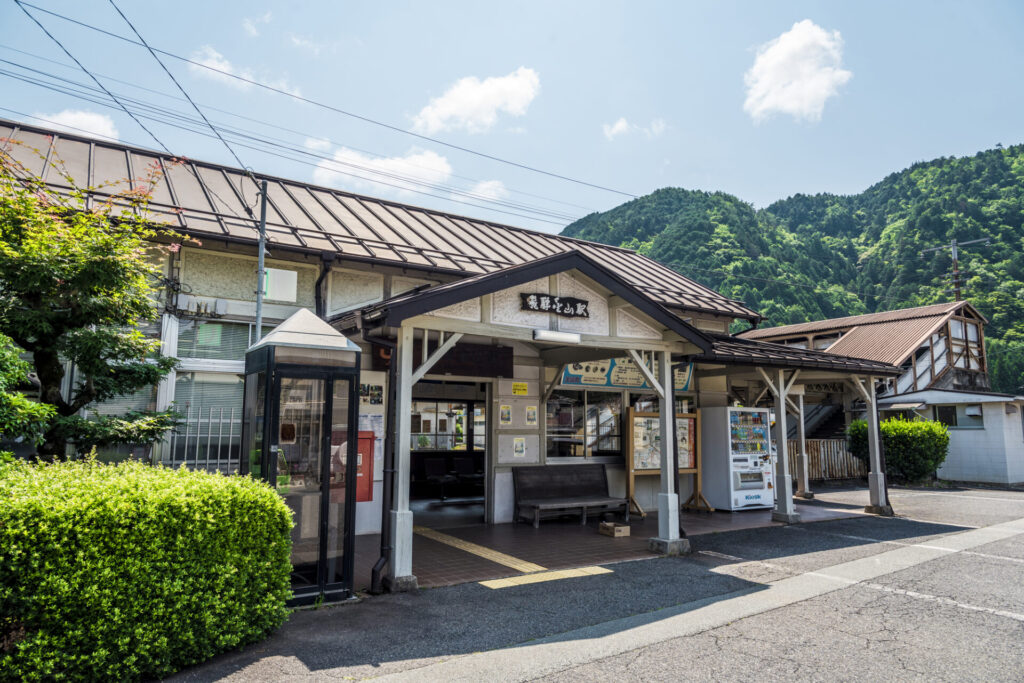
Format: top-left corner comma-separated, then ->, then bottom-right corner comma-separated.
2,0 -> 1023,233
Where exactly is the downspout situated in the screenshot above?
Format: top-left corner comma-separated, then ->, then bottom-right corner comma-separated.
314,254 -> 335,318
368,332 -> 398,594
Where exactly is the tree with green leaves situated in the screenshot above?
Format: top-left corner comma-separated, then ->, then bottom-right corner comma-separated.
0,332 -> 54,460
0,144 -> 178,460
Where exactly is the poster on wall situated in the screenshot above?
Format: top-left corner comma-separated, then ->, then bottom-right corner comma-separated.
513,437 -> 527,457
632,415 -> 696,471
359,383 -> 383,405
499,405 -> 512,425
632,416 -> 661,470
525,405 -> 538,426
562,359 -> 694,391
676,416 -> 695,468
512,382 -> 529,396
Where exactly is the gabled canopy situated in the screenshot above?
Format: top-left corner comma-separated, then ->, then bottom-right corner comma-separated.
330,250 -> 714,352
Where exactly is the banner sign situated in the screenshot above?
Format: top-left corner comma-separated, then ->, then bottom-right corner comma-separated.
561,358 -> 693,391
520,293 -> 589,318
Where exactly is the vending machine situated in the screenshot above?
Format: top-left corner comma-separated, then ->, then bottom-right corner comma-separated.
702,407 -> 775,511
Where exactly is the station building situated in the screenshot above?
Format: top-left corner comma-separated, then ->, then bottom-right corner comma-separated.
1,119 -> 901,603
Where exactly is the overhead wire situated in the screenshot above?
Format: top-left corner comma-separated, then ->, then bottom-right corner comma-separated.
0,62 -> 583,224
106,0 -> 258,214
14,0 -> 638,199
0,42 -> 598,215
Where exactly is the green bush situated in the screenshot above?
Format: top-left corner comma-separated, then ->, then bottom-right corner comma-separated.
0,460 -> 293,681
847,417 -> 950,483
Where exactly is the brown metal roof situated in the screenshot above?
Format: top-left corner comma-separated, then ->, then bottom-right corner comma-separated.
692,334 -> 900,375
738,301 -> 976,340
0,118 -> 759,322
736,301 -> 990,367
823,317 -> 948,366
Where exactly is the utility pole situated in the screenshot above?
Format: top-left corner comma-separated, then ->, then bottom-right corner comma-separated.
920,237 -> 991,301
254,179 -> 268,341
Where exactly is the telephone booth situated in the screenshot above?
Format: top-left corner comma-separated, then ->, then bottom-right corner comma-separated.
241,309 -> 362,605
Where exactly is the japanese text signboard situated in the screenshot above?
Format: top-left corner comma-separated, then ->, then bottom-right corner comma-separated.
520,293 -> 589,318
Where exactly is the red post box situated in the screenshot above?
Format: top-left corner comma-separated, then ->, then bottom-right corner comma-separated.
356,430 -> 375,502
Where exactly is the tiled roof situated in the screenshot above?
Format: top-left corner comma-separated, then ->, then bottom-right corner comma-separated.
738,302 -> 970,340
693,334 -> 900,375
0,119 -> 759,322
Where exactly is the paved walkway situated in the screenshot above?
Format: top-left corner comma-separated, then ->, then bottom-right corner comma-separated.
173,485 -> 1024,681
353,495 -> 865,589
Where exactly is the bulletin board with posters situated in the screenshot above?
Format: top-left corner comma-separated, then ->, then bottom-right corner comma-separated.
626,408 -> 712,516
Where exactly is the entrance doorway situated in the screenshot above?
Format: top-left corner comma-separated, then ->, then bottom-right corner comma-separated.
409,383 -> 488,529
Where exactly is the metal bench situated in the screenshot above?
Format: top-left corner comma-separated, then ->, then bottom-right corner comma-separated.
512,464 -> 629,528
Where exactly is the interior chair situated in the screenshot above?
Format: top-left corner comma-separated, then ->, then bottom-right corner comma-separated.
423,457 -> 457,502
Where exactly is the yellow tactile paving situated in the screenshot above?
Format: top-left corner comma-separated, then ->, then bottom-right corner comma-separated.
479,566 -> 614,589
413,526 -> 547,573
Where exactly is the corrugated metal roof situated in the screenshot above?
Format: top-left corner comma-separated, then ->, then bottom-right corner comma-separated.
738,301 -> 970,340
0,118 -> 759,321
693,334 -> 900,375
823,316 -> 948,365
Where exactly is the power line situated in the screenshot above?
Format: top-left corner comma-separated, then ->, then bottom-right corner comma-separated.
0,42 -> 599,216
0,63 -> 583,224
106,0 -> 254,202
14,0 -> 638,199
13,0 -> 172,155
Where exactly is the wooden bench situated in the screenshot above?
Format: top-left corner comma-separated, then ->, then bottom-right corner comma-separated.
512,464 -> 629,528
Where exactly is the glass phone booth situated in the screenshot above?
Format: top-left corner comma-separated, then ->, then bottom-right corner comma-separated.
240,309 -> 361,605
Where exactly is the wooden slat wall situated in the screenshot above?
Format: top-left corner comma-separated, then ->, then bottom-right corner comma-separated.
787,439 -> 867,481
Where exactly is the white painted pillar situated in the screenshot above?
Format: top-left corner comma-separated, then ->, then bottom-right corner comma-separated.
153,313 -> 179,466
388,325 -> 417,590
657,350 -> 678,540
796,392 -> 813,498
772,370 -> 800,523
649,350 -> 688,555
863,375 -> 891,514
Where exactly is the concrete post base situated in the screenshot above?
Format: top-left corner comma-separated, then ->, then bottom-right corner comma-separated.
864,504 -> 895,517
796,491 -> 815,499
648,537 -> 691,556
771,510 -> 802,524
384,574 -> 419,593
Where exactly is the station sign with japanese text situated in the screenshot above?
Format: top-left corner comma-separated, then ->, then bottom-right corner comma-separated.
520,293 -> 589,318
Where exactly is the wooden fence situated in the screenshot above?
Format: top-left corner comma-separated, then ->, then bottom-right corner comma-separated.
787,438 -> 867,481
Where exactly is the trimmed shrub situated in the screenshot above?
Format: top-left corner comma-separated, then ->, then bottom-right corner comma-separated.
0,460 -> 292,681
847,417 -> 950,484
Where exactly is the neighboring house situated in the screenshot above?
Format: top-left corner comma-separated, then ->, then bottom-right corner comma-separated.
740,302 -> 1024,485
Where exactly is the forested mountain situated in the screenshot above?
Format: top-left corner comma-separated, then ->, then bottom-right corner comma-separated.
561,145 -> 1024,393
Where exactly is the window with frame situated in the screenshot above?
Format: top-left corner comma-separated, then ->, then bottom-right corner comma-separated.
933,405 -> 957,427
546,390 -> 621,460
949,319 -> 983,371
176,319 -> 273,361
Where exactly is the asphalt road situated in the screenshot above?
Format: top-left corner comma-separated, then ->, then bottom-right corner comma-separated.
173,485 -> 1024,682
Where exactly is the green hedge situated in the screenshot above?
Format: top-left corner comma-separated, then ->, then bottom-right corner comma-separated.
0,460 -> 293,681
847,417 -> 950,483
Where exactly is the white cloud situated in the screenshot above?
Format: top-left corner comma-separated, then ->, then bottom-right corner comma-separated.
467,180 -> 508,201
412,67 -> 540,135
303,137 -> 331,152
188,46 -> 301,96
31,109 -> 118,141
242,11 -> 271,37
288,33 -> 329,55
602,117 -> 631,141
312,146 -> 452,196
602,117 -> 667,141
743,19 -> 852,123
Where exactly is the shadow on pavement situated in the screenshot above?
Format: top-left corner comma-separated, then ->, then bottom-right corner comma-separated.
169,513 -> 970,681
